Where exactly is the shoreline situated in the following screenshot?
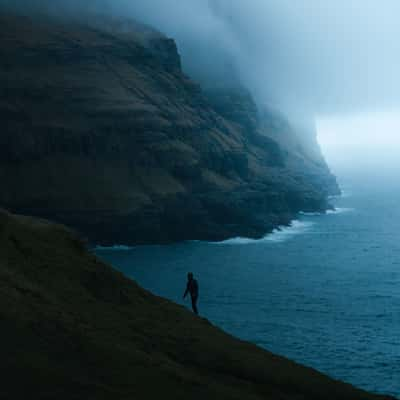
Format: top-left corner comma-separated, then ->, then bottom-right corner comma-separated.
92,203 -> 339,250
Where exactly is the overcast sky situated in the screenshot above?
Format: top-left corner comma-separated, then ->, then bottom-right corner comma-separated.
105,0 -> 400,118
3,0 -> 400,116
118,0 -> 400,163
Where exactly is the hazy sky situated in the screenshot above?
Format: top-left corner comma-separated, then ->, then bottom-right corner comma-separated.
112,0 -> 400,162
3,0 -> 400,115
105,0 -> 400,116
317,109 -> 400,170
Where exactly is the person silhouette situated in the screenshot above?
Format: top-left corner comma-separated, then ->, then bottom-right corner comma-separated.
183,272 -> 199,315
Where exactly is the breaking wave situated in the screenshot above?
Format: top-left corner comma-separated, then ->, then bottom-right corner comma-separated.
95,244 -> 134,251
215,220 -> 315,245
326,207 -> 355,214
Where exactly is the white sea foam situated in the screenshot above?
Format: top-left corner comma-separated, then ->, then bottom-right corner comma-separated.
94,207 -> 354,249
215,220 -> 315,245
326,207 -> 355,215
95,244 -> 134,251
299,211 -> 324,216
301,207 -> 355,216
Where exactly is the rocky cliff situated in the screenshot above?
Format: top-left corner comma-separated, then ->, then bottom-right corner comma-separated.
0,209 -> 393,400
0,11 -> 338,245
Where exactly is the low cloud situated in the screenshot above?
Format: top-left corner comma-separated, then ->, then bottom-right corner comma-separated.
3,0 -> 400,117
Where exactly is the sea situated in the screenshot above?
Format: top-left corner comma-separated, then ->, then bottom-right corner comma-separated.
96,163 -> 400,398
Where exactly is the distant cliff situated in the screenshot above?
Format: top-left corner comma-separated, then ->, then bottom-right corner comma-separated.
0,209 -> 393,400
0,11 -> 339,245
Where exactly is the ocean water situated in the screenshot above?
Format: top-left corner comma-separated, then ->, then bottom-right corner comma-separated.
96,169 -> 400,397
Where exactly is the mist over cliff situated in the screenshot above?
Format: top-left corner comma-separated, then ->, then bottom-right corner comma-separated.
112,0 -> 400,117
0,8 -> 339,244
3,0 -> 400,118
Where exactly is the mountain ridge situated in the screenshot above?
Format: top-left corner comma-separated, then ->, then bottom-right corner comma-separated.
0,11 -> 338,245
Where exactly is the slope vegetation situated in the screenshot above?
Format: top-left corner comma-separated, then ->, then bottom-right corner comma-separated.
0,209 -> 394,399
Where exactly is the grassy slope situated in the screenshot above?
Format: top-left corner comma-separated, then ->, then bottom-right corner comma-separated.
0,210 -> 394,400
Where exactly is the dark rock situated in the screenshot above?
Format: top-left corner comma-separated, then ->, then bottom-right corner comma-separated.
0,11 -> 339,245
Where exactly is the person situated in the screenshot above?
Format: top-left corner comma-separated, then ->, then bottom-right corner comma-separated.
183,272 -> 199,315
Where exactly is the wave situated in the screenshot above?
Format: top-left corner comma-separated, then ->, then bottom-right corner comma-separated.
94,206 -> 354,250
299,211 -> 323,216
300,206 -> 355,217
326,207 -> 355,215
94,244 -> 134,251
215,220 -> 315,245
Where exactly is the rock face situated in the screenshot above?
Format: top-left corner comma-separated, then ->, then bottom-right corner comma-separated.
0,209 -> 394,400
0,11 -> 339,245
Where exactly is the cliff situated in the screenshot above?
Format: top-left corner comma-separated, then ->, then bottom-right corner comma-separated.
0,11 -> 338,245
0,209 -> 393,400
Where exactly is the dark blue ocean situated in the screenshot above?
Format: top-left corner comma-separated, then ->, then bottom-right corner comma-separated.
96,167 -> 400,397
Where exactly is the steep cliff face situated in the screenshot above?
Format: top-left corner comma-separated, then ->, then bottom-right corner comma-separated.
0,210 -> 393,400
0,12 -> 338,244
205,88 -> 339,197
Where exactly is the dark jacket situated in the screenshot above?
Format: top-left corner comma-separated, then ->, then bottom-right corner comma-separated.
184,279 -> 199,298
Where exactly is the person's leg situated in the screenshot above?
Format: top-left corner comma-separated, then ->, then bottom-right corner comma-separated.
191,296 -> 198,315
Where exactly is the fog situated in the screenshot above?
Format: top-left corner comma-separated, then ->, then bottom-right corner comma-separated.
317,110 -> 400,176
121,0 -> 400,116
3,0 -> 400,160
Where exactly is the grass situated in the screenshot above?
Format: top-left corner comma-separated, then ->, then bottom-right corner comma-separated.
0,209 -> 395,399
